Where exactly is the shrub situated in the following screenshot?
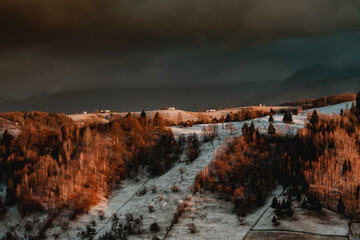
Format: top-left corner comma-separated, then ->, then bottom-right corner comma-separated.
238,216 -> 247,225
187,223 -> 197,234
78,224 -> 96,239
125,213 -> 133,222
148,205 -> 155,213
61,220 -> 69,231
172,202 -> 188,225
25,221 -> 33,232
137,186 -> 148,196
301,198 -> 308,209
272,216 -> 279,226
151,185 -> 157,193
98,210 -> 105,220
150,223 -> 160,233
171,185 -> 180,193
337,196 -> 345,214
271,197 -> 278,209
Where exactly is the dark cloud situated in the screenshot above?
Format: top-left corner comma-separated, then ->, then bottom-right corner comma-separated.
1,0 -> 360,111
1,0 -> 360,55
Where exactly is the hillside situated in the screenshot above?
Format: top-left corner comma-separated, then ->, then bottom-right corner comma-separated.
0,100 -> 356,240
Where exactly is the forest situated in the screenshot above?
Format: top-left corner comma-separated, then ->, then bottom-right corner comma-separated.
195,94 -> 360,220
0,111 -> 184,220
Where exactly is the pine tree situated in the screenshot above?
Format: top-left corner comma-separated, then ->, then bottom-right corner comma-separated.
0,196 -> 4,212
271,196 -> 278,209
186,133 -> 201,162
282,112 -> 293,123
342,160 -> 348,175
287,206 -> 293,217
242,123 -> 249,134
139,110 -> 147,128
269,115 -> 274,122
310,110 -> 319,125
153,112 -> 165,127
356,92 -> 360,117
355,185 -> 360,200
225,114 -> 232,122
272,216 -> 278,225
268,123 -> 276,136
337,195 -> 345,214
301,198 -> 308,209
249,122 -> 256,134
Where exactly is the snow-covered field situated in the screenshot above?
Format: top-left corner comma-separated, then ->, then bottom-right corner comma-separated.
167,186 -> 284,240
304,101 -> 354,115
253,195 -> 349,237
0,101 -> 355,239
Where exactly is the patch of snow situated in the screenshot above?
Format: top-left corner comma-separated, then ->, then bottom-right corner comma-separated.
253,196 -> 348,237
304,101 -> 354,115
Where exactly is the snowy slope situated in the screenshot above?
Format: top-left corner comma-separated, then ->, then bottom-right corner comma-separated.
1,101 -> 355,239
45,115 -> 306,239
304,101 -> 354,115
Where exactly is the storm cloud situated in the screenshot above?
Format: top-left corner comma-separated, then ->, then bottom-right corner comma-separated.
0,1 -> 360,111
1,0 -> 360,55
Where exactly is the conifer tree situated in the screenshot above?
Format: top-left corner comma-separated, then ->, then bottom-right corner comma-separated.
139,110 -> 147,128
271,196 -> 278,209
355,185 -> 360,200
337,195 -> 345,214
287,206 -> 293,217
186,133 -> 201,162
153,112 -> 165,127
269,115 -> 274,122
249,122 -> 256,134
225,114 -> 232,122
282,112 -> 293,123
268,123 -> 275,136
356,92 -> 360,117
342,160 -> 348,175
310,110 -> 319,125
272,216 -> 278,225
0,196 -> 4,212
242,123 -> 249,134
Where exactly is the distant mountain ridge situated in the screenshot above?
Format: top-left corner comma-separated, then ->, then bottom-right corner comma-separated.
0,82 -> 276,113
0,64 -> 359,113
225,64 -> 360,108
281,64 -> 360,88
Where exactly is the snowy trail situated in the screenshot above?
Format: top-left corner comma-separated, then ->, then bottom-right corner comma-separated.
93,179 -> 151,238
48,180 -> 148,239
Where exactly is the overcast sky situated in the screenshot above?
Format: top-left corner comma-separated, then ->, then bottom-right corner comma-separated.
1,0 -> 360,100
